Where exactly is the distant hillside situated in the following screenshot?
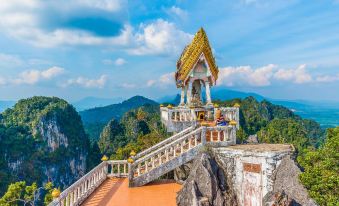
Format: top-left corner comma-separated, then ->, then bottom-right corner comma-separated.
72,96 -> 123,111
157,88 -> 265,104
80,96 -> 158,142
80,96 -> 158,124
158,88 -> 338,128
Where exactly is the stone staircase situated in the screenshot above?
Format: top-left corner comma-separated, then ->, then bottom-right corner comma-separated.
129,125 -> 236,187
48,125 -> 236,206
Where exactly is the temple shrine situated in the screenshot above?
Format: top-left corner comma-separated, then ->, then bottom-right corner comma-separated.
48,28 -> 293,206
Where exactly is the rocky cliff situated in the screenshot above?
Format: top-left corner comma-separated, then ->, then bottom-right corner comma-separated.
0,97 -> 89,194
176,152 -> 238,206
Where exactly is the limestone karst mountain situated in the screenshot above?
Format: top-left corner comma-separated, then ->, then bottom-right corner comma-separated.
0,97 -> 89,194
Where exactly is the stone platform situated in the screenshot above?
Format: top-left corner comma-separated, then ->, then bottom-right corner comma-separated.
214,144 -> 294,206
82,178 -> 181,206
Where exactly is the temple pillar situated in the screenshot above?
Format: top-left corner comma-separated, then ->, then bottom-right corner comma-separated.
186,81 -> 192,106
179,86 -> 185,106
205,81 -> 212,105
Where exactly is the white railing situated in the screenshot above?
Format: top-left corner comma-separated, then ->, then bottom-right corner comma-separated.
131,127 -> 204,178
107,160 -> 128,177
134,126 -> 195,159
48,160 -> 128,206
131,125 -> 236,179
205,126 -> 234,142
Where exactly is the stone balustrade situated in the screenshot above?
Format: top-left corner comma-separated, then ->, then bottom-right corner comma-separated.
131,127 -> 204,178
134,126 -> 195,159
130,125 -> 236,179
161,106 -> 239,132
48,160 -> 128,206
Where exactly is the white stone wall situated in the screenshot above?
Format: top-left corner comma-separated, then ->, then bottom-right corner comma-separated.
214,146 -> 292,206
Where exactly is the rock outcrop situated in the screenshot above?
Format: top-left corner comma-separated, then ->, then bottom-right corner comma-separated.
176,152 -> 238,206
263,157 -> 317,206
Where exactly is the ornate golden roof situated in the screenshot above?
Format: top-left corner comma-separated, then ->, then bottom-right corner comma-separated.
175,28 -> 218,87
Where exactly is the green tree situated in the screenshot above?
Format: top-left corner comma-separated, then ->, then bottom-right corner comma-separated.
98,119 -> 126,155
298,127 -> 339,205
0,181 -> 53,206
257,118 -> 309,150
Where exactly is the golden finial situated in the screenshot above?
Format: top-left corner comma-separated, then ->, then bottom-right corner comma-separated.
167,104 -> 173,109
229,120 -> 237,126
101,155 -> 108,161
214,103 -> 219,108
51,188 -> 61,199
127,157 -> 134,163
130,150 -> 136,157
233,103 -> 240,108
160,104 -> 164,107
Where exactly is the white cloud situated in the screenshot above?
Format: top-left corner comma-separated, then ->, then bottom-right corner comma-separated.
121,83 -> 136,89
146,80 -> 156,87
76,0 -> 125,12
218,64 -> 276,87
167,6 -> 188,20
274,64 -> 312,84
128,19 -> 193,55
0,0 -> 132,48
147,72 -> 175,88
64,75 -> 108,88
315,74 -> 339,82
102,58 -> 127,66
114,58 -> 127,66
0,53 -> 23,67
12,66 -> 64,85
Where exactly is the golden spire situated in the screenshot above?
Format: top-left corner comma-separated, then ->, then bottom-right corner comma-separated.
175,27 -> 218,87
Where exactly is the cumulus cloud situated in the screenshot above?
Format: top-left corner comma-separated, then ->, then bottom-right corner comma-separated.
128,19 -> 193,55
64,75 -> 108,88
167,6 -> 188,20
218,64 -> 276,87
114,58 -> 127,66
0,0 -> 131,47
274,64 -> 312,84
12,66 -> 65,85
0,1 -> 192,57
147,72 -> 175,88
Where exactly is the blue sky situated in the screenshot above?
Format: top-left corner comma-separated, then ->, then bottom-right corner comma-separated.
0,0 -> 339,102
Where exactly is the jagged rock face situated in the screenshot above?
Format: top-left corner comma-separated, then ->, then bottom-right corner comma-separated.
263,191 -> 301,206
35,116 -> 69,151
174,161 -> 193,184
176,153 -> 238,206
263,157 -> 317,206
0,97 -> 89,192
34,111 -> 88,188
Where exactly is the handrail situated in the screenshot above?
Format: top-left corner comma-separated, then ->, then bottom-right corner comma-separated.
134,126 -> 195,159
48,161 -> 107,206
133,127 -> 203,165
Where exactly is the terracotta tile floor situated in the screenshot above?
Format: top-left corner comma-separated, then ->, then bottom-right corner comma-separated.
82,178 -> 182,206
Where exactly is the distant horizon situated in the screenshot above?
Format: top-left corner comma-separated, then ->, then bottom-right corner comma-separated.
1,1 -> 339,101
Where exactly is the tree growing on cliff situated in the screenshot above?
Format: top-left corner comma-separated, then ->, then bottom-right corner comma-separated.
0,181 -> 53,206
98,119 -> 126,155
298,127 -> 339,205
